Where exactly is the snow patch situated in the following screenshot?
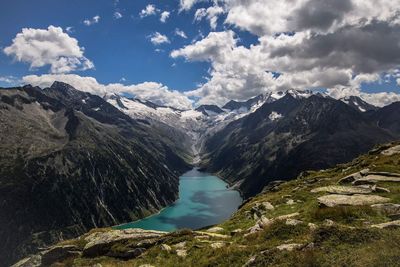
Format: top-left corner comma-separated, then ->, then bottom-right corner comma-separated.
269,111 -> 283,121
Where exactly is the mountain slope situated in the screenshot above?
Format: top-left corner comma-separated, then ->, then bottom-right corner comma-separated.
201,94 -> 397,198
15,142 -> 400,267
0,83 -> 191,266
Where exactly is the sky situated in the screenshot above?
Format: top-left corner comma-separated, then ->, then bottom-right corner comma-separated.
1,0 -> 400,109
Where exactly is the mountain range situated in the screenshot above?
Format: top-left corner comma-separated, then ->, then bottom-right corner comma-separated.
1,82 -> 400,265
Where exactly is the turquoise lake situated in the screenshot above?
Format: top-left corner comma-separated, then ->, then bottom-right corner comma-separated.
116,169 -> 243,232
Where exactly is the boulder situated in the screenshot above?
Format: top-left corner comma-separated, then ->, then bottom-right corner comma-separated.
370,220 -> 400,229
286,199 -> 295,205
207,227 -> 224,233
231,229 -> 243,236
381,145 -> 400,156
82,229 -> 166,257
276,243 -> 304,251
353,175 -> 400,185
308,223 -> 318,231
338,172 -> 362,184
173,241 -> 186,249
311,185 -> 372,195
285,219 -> 303,226
210,242 -> 225,249
160,244 -> 172,252
176,249 -> 187,258
317,194 -> 390,207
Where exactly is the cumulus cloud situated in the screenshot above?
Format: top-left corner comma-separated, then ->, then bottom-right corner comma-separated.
194,5 -> 225,29
3,26 -> 94,74
149,32 -> 170,45
0,75 -> 21,85
170,0 -> 400,106
175,29 -> 188,39
160,11 -> 170,23
140,4 -> 157,18
23,74 -> 193,109
83,15 -> 100,26
179,0 -> 201,11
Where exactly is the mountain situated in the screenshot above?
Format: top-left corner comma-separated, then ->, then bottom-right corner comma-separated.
15,141 -> 400,266
0,82 -> 191,266
340,96 -> 378,112
200,93 -> 398,197
195,105 -> 224,116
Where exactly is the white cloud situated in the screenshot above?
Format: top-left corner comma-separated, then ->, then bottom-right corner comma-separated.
175,28 -> 188,39
179,0 -> 201,11
140,4 -> 157,18
0,75 -> 21,85
65,26 -> 74,33
194,5 -> 225,29
170,0 -> 400,106
83,15 -> 100,26
22,74 -> 193,109
160,11 -> 170,23
3,26 -> 94,74
149,32 -> 170,45
114,12 -> 123,19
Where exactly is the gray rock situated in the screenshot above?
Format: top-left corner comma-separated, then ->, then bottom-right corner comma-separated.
176,249 -> 187,258
318,194 -> 390,207
338,172 -> 362,184
83,229 -> 166,257
231,229 -> 243,236
173,241 -> 187,249
160,244 -> 172,252
353,174 -> 400,184
285,219 -> 303,226
381,145 -> 400,156
207,227 -> 224,233
311,185 -> 372,195
370,220 -> 400,229
276,243 -> 304,251
308,223 -> 318,231
210,242 -> 225,249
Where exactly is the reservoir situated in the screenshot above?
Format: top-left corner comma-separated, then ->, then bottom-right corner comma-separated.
116,169 -> 243,232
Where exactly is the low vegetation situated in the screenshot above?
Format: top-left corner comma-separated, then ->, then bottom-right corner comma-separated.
14,142 -> 400,267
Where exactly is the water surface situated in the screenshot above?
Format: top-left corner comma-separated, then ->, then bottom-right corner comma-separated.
116,169 -> 242,231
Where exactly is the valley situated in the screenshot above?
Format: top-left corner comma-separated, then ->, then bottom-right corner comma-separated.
1,82 -> 400,266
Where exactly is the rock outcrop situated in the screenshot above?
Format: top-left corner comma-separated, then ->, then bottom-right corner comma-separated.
317,194 -> 390,207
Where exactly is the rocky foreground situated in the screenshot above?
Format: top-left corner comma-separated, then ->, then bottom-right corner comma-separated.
13,143 -> 400,266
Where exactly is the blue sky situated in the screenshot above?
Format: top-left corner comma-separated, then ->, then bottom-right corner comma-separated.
0,0 -> 213,90
1,0 -> 400,108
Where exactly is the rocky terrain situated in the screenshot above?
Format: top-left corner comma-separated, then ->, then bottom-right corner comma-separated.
0,82 -> 191,266
13,142 -> 400,266
201,93 -> 399,198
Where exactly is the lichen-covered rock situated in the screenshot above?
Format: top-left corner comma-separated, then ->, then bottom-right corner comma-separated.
10,255 -> 41,267
285,219 -> 303,226
210,242 -> 225,249
176,249 -> 187,258
353,174 -> 400,184
276,243 -> 303,251
207,227 -> 224,233
311,185 -> 372,195
338,172 -> 362,184
82,229 -> 166,257
381,145 -> 400,156
160,244 -> 172,252
318,194 -> 390,207
370,220 -> 400,229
